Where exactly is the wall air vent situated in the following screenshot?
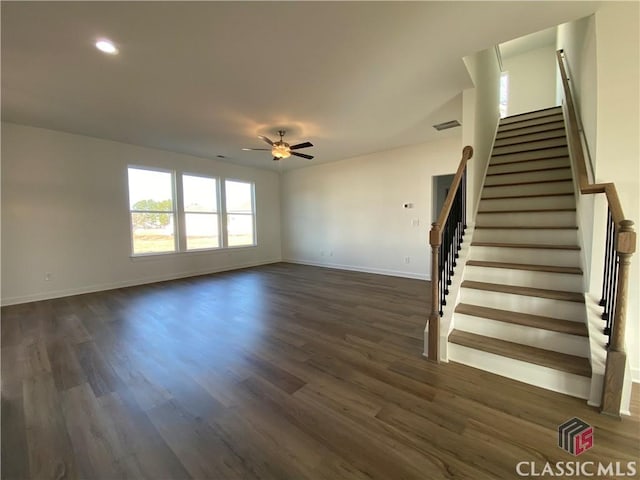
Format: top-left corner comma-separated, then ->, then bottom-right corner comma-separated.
433,120 -> 461,131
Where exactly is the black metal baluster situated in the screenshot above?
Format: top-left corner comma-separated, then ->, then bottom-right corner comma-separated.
436,164 -> 468,318
603,215 -> 616,324
600,208 -> 613,310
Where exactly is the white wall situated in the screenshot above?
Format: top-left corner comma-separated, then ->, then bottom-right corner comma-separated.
281,135 -> 462,280
463,47 -> 501,215
503,45 -> 558,116
1,123 -> 282,305
557,15 -> 598,293
556,15 -> 598,166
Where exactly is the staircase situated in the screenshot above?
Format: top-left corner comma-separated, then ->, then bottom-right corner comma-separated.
447,106 -> 593,399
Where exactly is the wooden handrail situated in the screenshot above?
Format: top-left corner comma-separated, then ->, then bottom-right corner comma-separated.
557,49 -> 636,416
557,50 -> 627,227
434,145 -> 474,239
427,145 -> 473,362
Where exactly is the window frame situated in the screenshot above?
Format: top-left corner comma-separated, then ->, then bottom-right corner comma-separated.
181,172 -> 222,252
127,165 -> 178,257
223,178 -> 257,248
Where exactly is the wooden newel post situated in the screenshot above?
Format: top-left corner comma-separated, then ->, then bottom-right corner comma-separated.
601,220 -> 636,416
428,223 -> 441,362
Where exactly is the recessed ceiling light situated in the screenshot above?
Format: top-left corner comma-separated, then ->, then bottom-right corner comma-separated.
95,39 -> 118,55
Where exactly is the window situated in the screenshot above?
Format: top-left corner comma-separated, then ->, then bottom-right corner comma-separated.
128,167 -> 176,254
183,174 -> 220,250
127,168 -> 256,255
225,180 -> 255,247
499,71 -> 509,118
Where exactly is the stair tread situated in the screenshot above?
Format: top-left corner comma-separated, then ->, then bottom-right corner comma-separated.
466,260 -> 583,275
491,144 -> 568,158
471,242 -> 580,251
496,121 -> 566,140
494,131 -> 567,148
482,192 -> 574,200
449,330 -> 591,377
475,225 -> 578,230
492,141 -> 568,157
487,166 -> 570,177
498,114 -> 565,132
483,178 -> 572,188
501,106 -> 562,120
500,107 -> 564,126
461,280 -> 585,303
477,208 -> 576,214
490,155 -> 570,167
455,303 -> 588,336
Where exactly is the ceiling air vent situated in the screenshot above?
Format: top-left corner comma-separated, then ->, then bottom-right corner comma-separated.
433,120 -> 461,131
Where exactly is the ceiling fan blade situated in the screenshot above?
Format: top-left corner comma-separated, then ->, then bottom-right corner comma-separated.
241,148 -> 271,151
258,135 -> 274,146
289,141 -> 313,150
272,157 -> 280,162
292,151 -> 314,160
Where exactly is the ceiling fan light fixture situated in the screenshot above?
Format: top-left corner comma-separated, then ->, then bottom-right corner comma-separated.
272,144 -> 291,159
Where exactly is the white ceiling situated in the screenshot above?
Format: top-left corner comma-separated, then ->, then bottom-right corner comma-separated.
1,1 -> 600,171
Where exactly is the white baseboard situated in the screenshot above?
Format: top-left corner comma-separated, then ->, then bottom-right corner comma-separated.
632,367 -> 640,383
0,258 -> 282,306
283,258 -> 429,281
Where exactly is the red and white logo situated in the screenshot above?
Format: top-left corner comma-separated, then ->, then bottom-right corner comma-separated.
558,417 -> 594,456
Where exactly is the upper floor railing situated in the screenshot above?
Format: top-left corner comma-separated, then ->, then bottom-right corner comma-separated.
427,145 -> 473,362
556,49 -> 636,416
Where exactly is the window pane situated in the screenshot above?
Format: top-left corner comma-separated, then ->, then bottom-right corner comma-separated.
131,213 -> 176,254
186,213 -> 219,250
183,175 -> 217,212
227,214 -> 254,246
225,180 -> 253,213
128,168 -> 173,211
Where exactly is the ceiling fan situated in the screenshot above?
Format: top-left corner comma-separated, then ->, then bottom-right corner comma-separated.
242,130 -> 314,161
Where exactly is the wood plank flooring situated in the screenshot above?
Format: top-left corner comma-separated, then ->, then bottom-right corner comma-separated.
2,262 -> 639,480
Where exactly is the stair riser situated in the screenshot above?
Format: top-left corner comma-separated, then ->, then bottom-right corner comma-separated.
476,211 -> 576,227
469,246 -> 581,267
496,121 -> 566,140
500,107 -> 563,125
454,314 -> 589,357
482,181 -> 573,197
459,287 -> 584,321
492,138 -> 567,156
447,343 -> 590,399
488,157 -> 570,174
491,146 -> 569,164
479,195 -> 575,211
494,129 -> 566,147
464,265 -> 583,292
472,228 -> 579,244
485,169 -> 571,186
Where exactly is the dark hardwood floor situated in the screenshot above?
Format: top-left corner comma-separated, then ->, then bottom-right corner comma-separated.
2,262 -> 639,480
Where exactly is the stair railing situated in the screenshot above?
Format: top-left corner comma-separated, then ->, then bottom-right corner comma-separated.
427,145 -> 473,362
557,49 -> 636,416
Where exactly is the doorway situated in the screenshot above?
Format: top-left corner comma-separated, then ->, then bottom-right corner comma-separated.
432,174 -> 455,222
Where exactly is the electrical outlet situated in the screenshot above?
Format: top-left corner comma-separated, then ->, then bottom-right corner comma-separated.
321,251 -> 325,256
404,257 -> 410,264
44,272 -> 52,281
411,219 -> 420,227
329,251 -> 333,257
